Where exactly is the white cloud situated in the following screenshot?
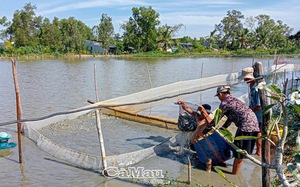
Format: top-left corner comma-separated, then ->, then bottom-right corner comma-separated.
37,0 -> 145,15
1,0 -> 299,39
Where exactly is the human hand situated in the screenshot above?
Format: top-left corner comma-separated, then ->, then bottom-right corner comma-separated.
177,99 -> 190,112
198,105 -> 205,113
177,99 -> 184,105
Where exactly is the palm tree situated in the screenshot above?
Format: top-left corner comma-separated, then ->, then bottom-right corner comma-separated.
157,24 -> 184,51
255,27 -> 269,49
208,29 -> 217,48
237,28 -> 249,49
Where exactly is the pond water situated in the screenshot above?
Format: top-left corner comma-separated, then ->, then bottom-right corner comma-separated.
39,112 -> 178,156
1,56 -> 299,186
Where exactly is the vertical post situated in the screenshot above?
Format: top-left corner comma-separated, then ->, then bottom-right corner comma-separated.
187,156 -> 191,184
93,64 -> 107,171
146,63 -> 153,88
11,58 -> 23,163
200,62 -> 204,104
146,63 -> 153,115
206,158 -> 212,173
253,62 -> 271,187
273,56 -> 279,84
200,62 -> 204,79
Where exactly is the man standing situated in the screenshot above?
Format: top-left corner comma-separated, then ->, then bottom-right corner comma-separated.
243,67 -> 262,156
215,85 -> 260,174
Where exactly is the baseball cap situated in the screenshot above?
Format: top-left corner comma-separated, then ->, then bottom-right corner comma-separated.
214,85 -> 231,96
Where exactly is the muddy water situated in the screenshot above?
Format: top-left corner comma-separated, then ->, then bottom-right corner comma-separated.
0,57 -> 298,186
39,112 -> 178,156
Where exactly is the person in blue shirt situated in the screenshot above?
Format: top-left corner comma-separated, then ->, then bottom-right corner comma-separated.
243,67 -> 262,156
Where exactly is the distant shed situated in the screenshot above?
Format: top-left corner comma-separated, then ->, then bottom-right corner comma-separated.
86,40 -> 104,54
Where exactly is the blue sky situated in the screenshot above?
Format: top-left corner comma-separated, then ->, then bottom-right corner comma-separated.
0,0 -> 299,39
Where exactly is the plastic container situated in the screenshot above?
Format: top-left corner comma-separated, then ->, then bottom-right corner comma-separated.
193,133 -> 232,165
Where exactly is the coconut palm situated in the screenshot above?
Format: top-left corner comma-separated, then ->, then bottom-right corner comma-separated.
207,29 -> 217,48
157,23 -> 184,51
237,28 -> 249,49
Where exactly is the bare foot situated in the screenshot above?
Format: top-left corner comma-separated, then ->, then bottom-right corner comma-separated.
255,152 -> 261,156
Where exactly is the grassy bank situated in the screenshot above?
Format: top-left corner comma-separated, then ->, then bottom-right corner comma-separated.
1,50 -> 300,61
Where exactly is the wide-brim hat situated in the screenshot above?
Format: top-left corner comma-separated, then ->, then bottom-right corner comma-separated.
214,85 -> 231,96
242,67 -> 255,80
0,132 -> 11,140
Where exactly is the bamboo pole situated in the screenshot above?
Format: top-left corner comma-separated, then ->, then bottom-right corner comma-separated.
92,64 -> 107,172
206,158 -> 212,173
11,57 -> 23,163
187,156 -> 191,184
146,63 -> 153,88
146,63 -> 153,115
200,62 -> 204,104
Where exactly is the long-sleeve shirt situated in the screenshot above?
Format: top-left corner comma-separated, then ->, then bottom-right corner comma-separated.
220,95 -> 260,133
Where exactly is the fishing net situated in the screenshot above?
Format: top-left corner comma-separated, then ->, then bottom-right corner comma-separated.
177,103 -> 199,132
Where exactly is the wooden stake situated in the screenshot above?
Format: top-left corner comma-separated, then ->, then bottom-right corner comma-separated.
146,63 -> 153,88
146,63 -> 153,115
200,62 -> 204,104
93,64 -> 107,172
187,156 -> 191,184
11,57 -> 23,163
206,158 -> 212,173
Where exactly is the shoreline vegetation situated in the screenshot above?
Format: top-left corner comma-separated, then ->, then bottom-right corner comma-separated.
1,4 -> 300,63
0,52 -> 300,61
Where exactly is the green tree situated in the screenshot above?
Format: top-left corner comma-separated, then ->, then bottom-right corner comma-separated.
32,15 -> 43,47
289,30 -> 300,41
60,17 -> 91,54
113,33 -> 124,54
121,17 -> 139,52
95,14 -> 114,54
288,30 -> 300,50
180,36 -> 193,43
206,29 -> 218,48
245,16 -> 256,33
249,15 -> 291,51
157,23 -> 184,51
269,20 -> 292,50
191,37 -> 205,52
4,40 -> 14,55
237,28 -> 250,49
0,16 -> 11,41
122,6 -> 160,52
40,17 -> 63,53
215,10 -> 244,50
8,3 -> 39,47
254,15 -> 275,49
